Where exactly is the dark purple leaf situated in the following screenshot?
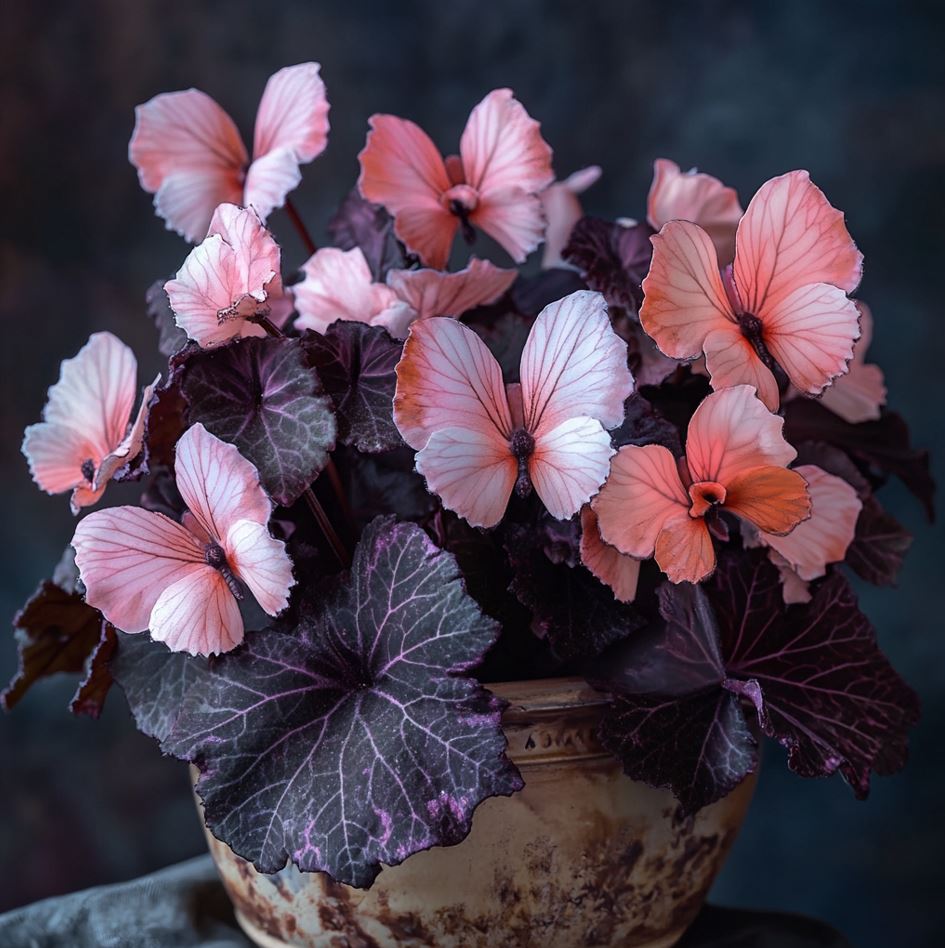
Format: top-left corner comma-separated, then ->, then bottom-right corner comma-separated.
793,441 -> 872,496
182,336 -> 336,506
509,269 -> 586,316
845,496 -> 912,586
110,632 -> 210,743
164,517 -> 522,887
472,311 -> 532,382
146,278 -> 187,357
610,393 -> 683,456
141,375 -> 188,472
338,446 -> 435,527
596,582 -> 758,813
619,316 -> 679,387
711,553 -> 920,796
783,400 -> 935,520
328,189 -> 404,280
563,217 -> 653,312
504,524 -> 645,663
302,323 -> 403,453
69,624 -> 117,719
3,549 -> 108,712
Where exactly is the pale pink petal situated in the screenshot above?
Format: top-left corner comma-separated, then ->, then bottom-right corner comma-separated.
243,148 -> 302,222
762,283 -> 861,396
386,258 -> 516,319
393,317 -> 513,450
529,416 -> 614,520
165,205 -> 279,348
654,515 -> 716,584
358,115 -> 456,269
640,220 -> 737,359
646,159 -> 743,265
592,444 -> 690,559
820,361 -> 887,423
72,506 -> 206,634
734,170 -> 863,316
520,290 -> 633,437
759,465 -> 861,581
685,385 -> 796,487
149,568 -> 243,656
153,170 -> 245,244
94,374 -> 160,491
174,423 -> 272,542
579,506 -> 641,603
703,324 -> 780,411
460,89 -> 555,263
770,549 -> 814,604
23,332 -> 137,497
415,427 -> 517,529
293,247 -> 405,334
129,89 -> 248,242
541,166 -> 602,269
225,519 -> 295,616
252,63 -> 330,164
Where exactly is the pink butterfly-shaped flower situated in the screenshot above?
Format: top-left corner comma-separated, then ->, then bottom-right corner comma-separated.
292,248 -> 516,338
165,204 -> 288,348
579,505 -> 641,603
641,170 -> 863,411
646,158 -> 743,266
72,424 -> 294,656
746,464 -> 861,603
23,332 -> 158,514
130,63 -> 329,242
358,89 -> 554,270
540,165 -> 602,269
819,302 -> 887,423
393,290 -> 633,529
593,385 -> 812,584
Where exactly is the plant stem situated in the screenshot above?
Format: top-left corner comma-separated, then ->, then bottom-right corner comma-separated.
303,488 -> 350,567
284,197 -> 317,257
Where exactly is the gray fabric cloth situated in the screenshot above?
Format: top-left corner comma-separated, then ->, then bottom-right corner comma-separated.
0,857 -> 850,947
0,856 -> 250,948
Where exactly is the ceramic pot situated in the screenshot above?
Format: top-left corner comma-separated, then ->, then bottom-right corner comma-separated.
198,677 -> 757,948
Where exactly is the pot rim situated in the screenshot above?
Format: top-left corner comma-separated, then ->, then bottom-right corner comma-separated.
486,675 -> 609,718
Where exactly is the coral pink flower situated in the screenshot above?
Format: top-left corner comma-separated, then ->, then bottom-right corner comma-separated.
130,63 -> 329,242
72,424 -> 294,656
358,89 -> 554,270
641,170 -> 863,411
165,204 -> 284,348
579,506 -> 641,603
593,385 -> 811,584
394,290 -> 633,528
293,248 -> 515,338
819,302 -> 887,423
747,464 -> 861,603
22,332 -> 157,514
646,158 -> 743,265
540,166 -> 602,269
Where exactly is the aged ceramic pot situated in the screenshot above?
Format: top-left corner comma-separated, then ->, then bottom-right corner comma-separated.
198,677 -> 757,948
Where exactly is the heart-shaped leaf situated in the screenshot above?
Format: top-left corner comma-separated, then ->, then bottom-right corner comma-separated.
328,189 -> 404,280
303,323 -> 403,453
846,495 -> 912,587
164,517 -> 522,887
182,336 -> 336,506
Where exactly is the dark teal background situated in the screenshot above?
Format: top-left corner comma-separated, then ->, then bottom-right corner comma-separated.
1,2 -> 943,944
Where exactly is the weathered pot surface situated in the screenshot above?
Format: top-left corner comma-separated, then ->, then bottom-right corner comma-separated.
198,677 -> 757,948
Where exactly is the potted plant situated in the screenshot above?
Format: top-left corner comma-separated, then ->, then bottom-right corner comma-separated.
6,63 -> 930,947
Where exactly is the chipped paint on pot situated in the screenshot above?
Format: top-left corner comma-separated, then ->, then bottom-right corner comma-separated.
197,677 -> 757,948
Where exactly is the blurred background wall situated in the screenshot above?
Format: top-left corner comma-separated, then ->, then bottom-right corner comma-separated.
1,1 -> 943,944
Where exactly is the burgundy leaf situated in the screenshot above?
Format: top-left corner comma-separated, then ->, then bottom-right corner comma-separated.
69,624 -> 117,719
783,400 -> 935,521
337,446 -> 434,528
146,277 -> 187,357
610,393 -> 683,456
845,496 -> 913,586
563,217 -> 653,313
182,336 -> 336,506
328,189 -> 404,280
3,549 -> 113,713
163,517 -> 522,887
710,553 -> 920,797
472,311 -> 532,383
508,269 -> 586,316
302,323 -> 403,453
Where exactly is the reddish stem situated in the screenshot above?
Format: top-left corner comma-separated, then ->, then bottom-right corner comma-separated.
284,197 -> 317,257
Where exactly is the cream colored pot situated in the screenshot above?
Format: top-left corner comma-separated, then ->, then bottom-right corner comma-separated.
198,677 -> 756,948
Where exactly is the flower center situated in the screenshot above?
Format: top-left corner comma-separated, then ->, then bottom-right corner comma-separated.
441,184 -> 479,246
205,541 -> 243,600
217,293 -> 267,325
510,427 -> 535,499
80,458 -> 96,484
688,480 -> 727,518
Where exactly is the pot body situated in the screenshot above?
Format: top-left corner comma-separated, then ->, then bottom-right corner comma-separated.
199,678 -> 756,948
